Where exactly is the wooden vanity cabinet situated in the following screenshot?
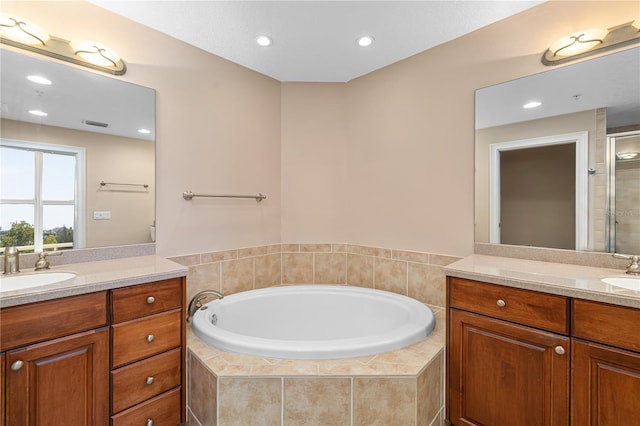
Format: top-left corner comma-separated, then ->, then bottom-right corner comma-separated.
447,276 -> 640,426
571,300 -> 640,426
109,278 -> 185,426
0,276 -> 186,426
0,292 -> 110,426
447,277 -> 570,425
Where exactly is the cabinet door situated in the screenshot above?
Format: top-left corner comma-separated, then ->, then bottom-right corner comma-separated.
449,309 -> 569,426
5,328 -> 109,426
572,339 -> 640,426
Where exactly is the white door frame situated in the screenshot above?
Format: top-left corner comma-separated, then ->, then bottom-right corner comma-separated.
489,131 -> 589,250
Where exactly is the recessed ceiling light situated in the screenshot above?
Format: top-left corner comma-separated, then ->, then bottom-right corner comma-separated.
138,128 -> 151,134
523,101 -> 542,109
256,35 -> 272,47
27,75 -> 52,85
28,109 -> 48,116
357,36 -> 374,47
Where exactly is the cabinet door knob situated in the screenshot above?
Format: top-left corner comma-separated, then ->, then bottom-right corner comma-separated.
496,299 -> 506,308
146,376 -> 155,385
146,296 -> 155,304
11,360 -> 24,371
146,419 -> 154,426
146,334 -> 155,343
554,346 -> 566,355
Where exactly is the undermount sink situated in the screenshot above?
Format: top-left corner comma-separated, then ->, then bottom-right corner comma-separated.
0,272 -> 76,293
601,276 -> 640,292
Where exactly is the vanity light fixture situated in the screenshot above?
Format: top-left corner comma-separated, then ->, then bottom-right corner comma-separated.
0,13 -> 49,46
357,35 -> 374,47
542,21 -> 640,65
256,35 -> 272,47
70,40 -> 120,68
0,14 -> 126,75
27,75 -> 52,85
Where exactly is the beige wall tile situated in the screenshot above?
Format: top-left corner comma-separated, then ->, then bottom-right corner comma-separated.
219,378 -> 281,425
188,263 -> 221,304
202,249 -> 237,264
300,243 -> 332,252
361,245 -> 392,258
282,252 -> 314,284
168,253 -> 201,267
315,252 -> 347,284
221,257 -> 254,295
417,351 -> 443,425
284,378 -> 351,425
281,243 -> 301,252
332,243 -> 347,253
408,263 -> 445,307
375,258 -> 407,295
347,254 -> 374,288
188,353 -> 217,426
353,378 -> 416,425
429,254 -> 462,267
239,245 -> 268,258
255,253 -> 282,288
266,244 -> 283,254
393,249 -> 429,264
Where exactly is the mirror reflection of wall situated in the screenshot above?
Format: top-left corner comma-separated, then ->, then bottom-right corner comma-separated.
608,131 -> 640,254
475,47 -> 640,253
0,48 -> 156,252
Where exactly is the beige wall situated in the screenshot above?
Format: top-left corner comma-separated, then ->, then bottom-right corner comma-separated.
1,118 -> 155,247
4,1 -> 637,258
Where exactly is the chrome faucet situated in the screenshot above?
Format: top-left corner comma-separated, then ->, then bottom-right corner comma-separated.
187,290 -> 224,322
34,251 -> 63,271
3,246 -> 20,274
613,253 -> 640,275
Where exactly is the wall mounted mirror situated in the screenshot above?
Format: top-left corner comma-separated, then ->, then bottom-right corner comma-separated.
475,47 -> 639,253
0,48 -> 155,252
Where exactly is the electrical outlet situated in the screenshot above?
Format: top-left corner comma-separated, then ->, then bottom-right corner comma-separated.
93,211 -> 111,220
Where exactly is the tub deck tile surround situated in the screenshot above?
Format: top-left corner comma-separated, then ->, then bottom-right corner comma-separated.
187,309 -> 445,426
173,243 -> 457,426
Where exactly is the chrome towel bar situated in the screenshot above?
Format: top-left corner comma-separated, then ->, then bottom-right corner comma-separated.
100,181 -> 149,189
182,191 -> 266,202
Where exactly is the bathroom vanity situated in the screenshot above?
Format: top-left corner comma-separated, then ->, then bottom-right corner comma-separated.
0,255 -> 187,426
445,255 -> 640,426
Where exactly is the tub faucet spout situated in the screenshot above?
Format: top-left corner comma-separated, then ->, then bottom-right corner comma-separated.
187,290 -> 224,322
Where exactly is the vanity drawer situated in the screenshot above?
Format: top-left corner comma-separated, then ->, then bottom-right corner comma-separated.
111,278 -> 182,323
111,348 -> 181,413
111,309 -> 181,368
573,299 -> 640,353
0,291 -> 107,351
449,277 -> 569,334
111,387 -> 181,426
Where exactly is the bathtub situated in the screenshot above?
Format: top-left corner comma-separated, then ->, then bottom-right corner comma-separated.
191,285 -> 435,359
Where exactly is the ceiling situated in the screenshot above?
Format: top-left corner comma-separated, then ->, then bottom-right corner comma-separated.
89,0 -> 544,82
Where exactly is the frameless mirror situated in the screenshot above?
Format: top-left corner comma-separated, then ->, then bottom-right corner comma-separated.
0,48 -> 155,252
475,47 -> 640,253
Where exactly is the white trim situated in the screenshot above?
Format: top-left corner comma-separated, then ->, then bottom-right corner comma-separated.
0,139 -> 86,251
489,131 -> 589,250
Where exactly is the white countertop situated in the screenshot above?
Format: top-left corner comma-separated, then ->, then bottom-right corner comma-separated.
445,255 -> 640,309
0,255 -> 188,308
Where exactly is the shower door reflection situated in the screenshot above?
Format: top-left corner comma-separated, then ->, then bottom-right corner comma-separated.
608,131 -> 640,254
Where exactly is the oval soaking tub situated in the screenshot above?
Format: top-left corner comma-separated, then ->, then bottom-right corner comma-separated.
191,285 -> 436,359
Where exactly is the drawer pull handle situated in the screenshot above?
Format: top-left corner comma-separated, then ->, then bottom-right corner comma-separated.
496,299 -> 506,308
146,296 -> 155,304
146,334 -> 155,343
146,376 -> 155,385
555,346 -> 566,355
11,360 -> 24,371
146,419 -> 154,426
